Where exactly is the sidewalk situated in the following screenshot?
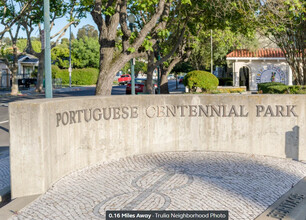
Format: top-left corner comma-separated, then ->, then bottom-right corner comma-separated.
3,152 -> 306,220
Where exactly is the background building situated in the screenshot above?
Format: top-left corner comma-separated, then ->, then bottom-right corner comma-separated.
226,49 -> 292,91
0,54 -> 38,88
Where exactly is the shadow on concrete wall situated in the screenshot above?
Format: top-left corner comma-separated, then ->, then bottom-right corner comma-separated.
285,126 -> 299,160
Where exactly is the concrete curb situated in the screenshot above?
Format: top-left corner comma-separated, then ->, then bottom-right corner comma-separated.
0,194 -> 40,220
255,177 -> 306,219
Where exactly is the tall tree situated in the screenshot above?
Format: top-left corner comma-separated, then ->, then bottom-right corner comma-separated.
0,0 -> 35,39
189,28 -> 258,71
145,0 -> 258,94
87,0 -> 180,95
0,0 -> 38,95
258,0 -> 305,85
77,24 -> 98,40
22,0 -> 88,92
1,26 -> 22,95
128,0 -> 189,94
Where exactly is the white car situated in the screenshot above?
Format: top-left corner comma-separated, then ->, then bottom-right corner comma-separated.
167,74 -> 175,80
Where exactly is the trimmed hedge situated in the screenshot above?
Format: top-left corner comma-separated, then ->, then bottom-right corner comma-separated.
258,82 -> 306,94
51,65 -> 99,85
183,70 -> 219,92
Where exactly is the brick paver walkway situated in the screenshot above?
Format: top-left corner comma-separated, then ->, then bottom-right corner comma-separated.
9,152 -> 306,220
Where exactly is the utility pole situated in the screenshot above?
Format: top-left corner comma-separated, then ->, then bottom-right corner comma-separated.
69,24 -> 72,88
156,40 -> 161,94
128,14 -> 136,95
211,29 -> 213,75
44,0 -> 53,98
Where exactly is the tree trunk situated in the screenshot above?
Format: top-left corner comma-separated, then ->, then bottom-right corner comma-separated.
10,45 -> 19,95
10,66 -> 19,96
145,51 -> 155,94
36,53 -> 44,92
95,36 -> 115,96
160,66 -> 169,94
160,57 -> 182,94
95,43 -> 130,95
95,67 -> 114,95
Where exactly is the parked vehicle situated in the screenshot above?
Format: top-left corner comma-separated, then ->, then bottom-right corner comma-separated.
118,74 -> 131,85
17,78 -> 37,88
167,74 -> 175,80
114,71 -> 122,81
126,78 -> 158,94
178,76 -> 184,84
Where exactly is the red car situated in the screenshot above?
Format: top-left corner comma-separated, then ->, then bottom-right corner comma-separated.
126,78 -> 158,94
118,74 -> 132,85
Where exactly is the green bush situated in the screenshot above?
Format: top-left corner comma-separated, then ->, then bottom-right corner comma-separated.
258,82 -> 306,94
288,85 -> 306,94
183,70 -> 219,92
51,65 -> 99,85
258,82 -> 285,93
51,65 -> 61,79
218,77 -> 233,86
267,85 -> 288,94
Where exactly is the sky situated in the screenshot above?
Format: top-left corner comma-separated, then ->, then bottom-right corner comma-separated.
1,12 -> 97,41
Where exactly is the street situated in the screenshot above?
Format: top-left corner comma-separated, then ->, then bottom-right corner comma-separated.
0,80 -> 184,150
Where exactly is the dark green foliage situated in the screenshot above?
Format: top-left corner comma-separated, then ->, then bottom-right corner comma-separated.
72,37 -> 99,69
51,47 -> 70,68
258,82 -> 286,93
258,82 -> 306,94
51,65 -> 98,85
183,70 -> 219,92
288,86 -> 306,94
51,65 -> 61,79
172,62 -> 193,74
218,77 -> 233,86
77,25 -> 98,40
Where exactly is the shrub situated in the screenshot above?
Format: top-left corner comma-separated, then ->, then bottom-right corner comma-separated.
258,82 -> 285,93
183,70 -> 219,92
289,86 -> 306,94
51,65 -> 61,79
267,85 -> 288,94
258,82 -> 306,94
51,66 -> 99,85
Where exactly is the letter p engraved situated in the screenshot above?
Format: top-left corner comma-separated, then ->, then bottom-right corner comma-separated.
56,113 -> 61,127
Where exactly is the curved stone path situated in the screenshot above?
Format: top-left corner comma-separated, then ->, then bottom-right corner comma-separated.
10,152 -> 306,220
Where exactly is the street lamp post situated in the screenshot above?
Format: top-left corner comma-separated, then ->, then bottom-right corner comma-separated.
211,29 -> 213,75
128,14 -> 136,95
156,41 -> 161,94
69,24 -> 72,88
44,0 -> 53,98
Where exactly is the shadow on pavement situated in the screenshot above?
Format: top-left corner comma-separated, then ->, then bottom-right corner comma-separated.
154,152 -> 305,209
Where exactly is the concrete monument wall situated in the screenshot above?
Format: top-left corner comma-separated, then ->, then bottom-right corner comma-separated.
9,94 -> 306,198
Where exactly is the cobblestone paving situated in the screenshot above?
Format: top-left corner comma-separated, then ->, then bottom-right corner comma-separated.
0,154 -> 10,191
10,152 -> 306,220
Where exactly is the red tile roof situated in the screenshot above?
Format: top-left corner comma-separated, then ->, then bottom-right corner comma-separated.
227,49 -> 285,58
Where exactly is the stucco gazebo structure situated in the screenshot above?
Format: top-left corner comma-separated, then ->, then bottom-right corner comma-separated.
226,49 -> 292,91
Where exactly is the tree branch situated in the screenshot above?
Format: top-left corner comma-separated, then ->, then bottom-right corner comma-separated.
132,0 -> 166,50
